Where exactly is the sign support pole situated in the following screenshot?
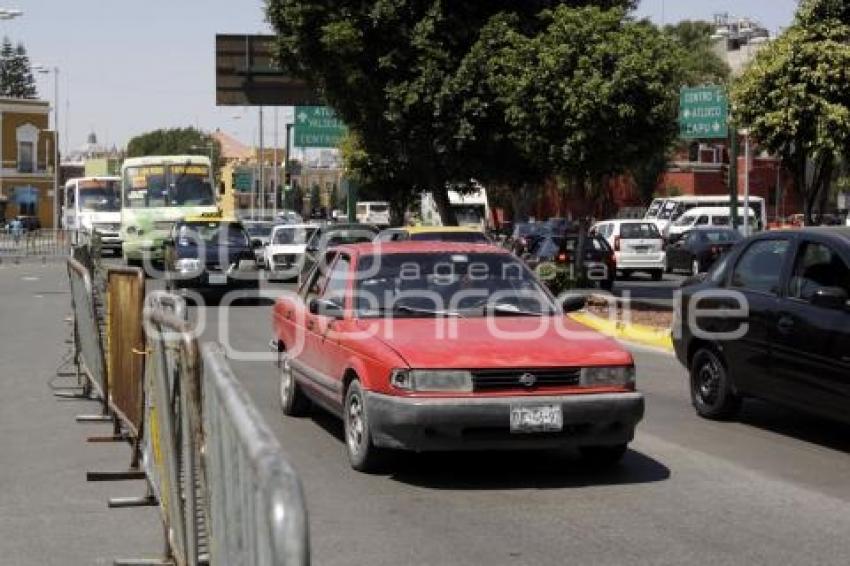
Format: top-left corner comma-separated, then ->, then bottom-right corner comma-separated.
729,126 -> 739,231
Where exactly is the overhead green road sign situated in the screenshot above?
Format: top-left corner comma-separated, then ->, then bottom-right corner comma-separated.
294,106 -> 348,148
233,167 -> 254,193
679,86 -> 728,139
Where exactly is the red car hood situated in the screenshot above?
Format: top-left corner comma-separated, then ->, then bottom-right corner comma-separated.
356,316 -> 632,369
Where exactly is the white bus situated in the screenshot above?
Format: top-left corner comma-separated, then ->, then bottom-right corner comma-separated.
355,201 -> 391,226
421,187 -> 490,230
120,155 -> 217,264
645,195 -> 766,234
62,177 -> 122,251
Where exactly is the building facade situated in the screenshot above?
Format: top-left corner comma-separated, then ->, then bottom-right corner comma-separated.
0,98 -> 58,227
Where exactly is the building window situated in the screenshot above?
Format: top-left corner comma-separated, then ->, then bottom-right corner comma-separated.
18,141 -> 34,173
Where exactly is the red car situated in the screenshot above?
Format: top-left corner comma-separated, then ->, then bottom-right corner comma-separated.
272,242 -> 644,471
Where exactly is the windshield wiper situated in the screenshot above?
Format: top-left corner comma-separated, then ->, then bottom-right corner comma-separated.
482,303 -> 547,317
395,305 -> 464,318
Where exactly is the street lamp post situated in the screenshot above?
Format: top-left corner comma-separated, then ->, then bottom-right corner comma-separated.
33,64 -> 59,229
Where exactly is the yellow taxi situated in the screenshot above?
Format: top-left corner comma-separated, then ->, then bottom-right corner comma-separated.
375,225 -> 490,244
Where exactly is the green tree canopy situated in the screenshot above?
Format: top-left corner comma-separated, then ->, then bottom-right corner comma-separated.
663,20 -> 730,86
732,0 -> 850,224
483,7 -> 681,212
126,127 -> 222,174
267,0 -> 637,224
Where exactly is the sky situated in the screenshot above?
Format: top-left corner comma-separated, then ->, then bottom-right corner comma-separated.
9,1 -> 799,154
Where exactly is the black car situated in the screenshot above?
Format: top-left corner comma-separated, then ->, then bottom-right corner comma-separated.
300,223 -> 379,283
163,217 -> 261,294
674,227 -> 850,424
665,227 -> 741,276
508,222 -> 547,255
525,233 -> 616,291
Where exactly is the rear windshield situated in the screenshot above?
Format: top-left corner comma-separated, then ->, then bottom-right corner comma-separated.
701,230 -> 741,243
620,223 -> 661,239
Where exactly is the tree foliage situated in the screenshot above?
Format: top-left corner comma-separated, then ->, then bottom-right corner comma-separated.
663,20 -> 730,86
0,38 -> 37,99
733,0 -> 850,224
267,0 -> 639,224
126,127 -> 222,174
482,8 -> 681,211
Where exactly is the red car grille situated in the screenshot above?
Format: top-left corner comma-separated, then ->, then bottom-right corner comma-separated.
471,368 -> 581,391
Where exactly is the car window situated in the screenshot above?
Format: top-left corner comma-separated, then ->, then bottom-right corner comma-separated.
322,254 -> 351,307
714,216 -> 730,226
302,252 -> 336,301
731,239 -> 790,294
620,223 -> 661,239
696,216 -> 709,226
684,231 -> 699,246
788,242 -> 850,301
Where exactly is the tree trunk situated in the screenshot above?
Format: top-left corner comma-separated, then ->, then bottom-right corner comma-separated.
431,183 -> 457,226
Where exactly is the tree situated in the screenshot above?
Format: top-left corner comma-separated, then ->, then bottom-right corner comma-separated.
267,1 -> 637,225
126,127 -> 222,174
309,183 -> 321,213
0,39 -> 37,99
664,21 -> 730,86
732,0 -> 850,225
484,8 -> 681,213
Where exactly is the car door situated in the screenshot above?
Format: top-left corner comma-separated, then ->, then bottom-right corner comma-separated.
668,231 -> 693,271
723,236 -> 793,398
290,252 -> 337,406
309,252 -> 353,409
772,238 -> 850,420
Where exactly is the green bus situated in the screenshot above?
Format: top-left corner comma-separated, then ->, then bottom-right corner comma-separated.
120,155 -> 217,264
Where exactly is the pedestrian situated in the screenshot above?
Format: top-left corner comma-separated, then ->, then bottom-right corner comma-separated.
9,217 -> 23,244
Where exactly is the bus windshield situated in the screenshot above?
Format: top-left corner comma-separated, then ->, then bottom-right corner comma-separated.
646,199 -> 664,219
123,163 -> 214,208
453,204 -> 485,225
79,181 -> 120,212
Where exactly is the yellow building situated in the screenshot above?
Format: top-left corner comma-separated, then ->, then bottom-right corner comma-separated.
0,98 -> 58,227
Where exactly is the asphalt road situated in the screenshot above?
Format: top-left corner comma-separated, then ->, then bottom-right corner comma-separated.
181,276 -> 850,566
613,272 -> 686,308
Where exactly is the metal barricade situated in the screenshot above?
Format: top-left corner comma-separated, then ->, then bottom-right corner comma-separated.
202,343 -> 310,566
143,307 -> 201,566
106,267 -> 146,438
0,228 -> 78,261
66,257 -> 108,410
140,295 -> 309,565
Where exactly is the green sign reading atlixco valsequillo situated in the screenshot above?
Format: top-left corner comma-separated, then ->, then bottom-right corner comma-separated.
679,86 -> 728,140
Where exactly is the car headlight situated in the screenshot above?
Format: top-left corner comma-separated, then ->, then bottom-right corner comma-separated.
390,369 -> 473,392
175,258 -> 201,273
126,226 -> 137,235
580,366 -> 635,389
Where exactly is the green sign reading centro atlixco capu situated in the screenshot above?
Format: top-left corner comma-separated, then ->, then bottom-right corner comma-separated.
679,86 -> 728,140
294,106 -> 348,148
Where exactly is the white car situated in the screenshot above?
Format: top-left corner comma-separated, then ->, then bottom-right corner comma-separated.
590,220 -> 666,281
264,224 -> 318,281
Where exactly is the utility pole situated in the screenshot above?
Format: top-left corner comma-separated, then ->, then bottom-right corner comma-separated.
273,107 -> 279,218
744,130 -> 751,236
729,127 -> 739,231
258,106 -> 265,220
285,122 -> 293,213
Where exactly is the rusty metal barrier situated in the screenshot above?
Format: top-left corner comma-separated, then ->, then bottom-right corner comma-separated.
135,296 -> 309,565
106,267 -> 146,436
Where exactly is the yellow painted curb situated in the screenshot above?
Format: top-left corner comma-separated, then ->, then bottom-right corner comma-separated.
570,312 -> 674,352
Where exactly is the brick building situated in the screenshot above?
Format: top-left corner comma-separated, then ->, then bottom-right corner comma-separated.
0,98 -> 58,227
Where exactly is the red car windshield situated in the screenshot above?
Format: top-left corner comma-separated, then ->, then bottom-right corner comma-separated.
352,252 -> 556,317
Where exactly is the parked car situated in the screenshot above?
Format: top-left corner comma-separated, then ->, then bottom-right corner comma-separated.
299,223 -> 379,283
163,216 -> 261,295
665,228 -> 742,276
242,220 -> 274,265
264,224 -> 318,281
590,220 -> 665,281
673,227 -> 850,424
525,233 -> 616,291
273,241 -> 644,471
15,215 -> 41,232
375,226 -> 490,243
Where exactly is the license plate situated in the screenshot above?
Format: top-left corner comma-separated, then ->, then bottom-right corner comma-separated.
633,246 -> 649,253
208,273 -> 227,285
510,404 -> 563,434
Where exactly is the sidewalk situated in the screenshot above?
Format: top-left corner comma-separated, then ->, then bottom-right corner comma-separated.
0,262 -> 161,565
